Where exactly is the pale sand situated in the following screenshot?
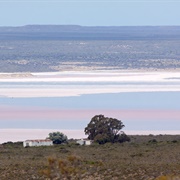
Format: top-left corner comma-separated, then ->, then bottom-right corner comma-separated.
0,73 -> 33,79
0,129 -> 179,143
0,71 -> 180,97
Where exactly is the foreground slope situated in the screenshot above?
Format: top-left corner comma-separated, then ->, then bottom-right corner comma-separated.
0,135 -> 180,180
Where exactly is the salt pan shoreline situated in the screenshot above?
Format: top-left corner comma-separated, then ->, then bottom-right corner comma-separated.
0,129 -> 179,143
0,70 -> 180,82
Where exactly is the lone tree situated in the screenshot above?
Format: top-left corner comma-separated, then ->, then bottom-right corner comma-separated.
84,115 -> 130,144
48,132 -> 68,144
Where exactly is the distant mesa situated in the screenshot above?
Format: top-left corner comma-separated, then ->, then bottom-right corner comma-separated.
0,25 -> 180,40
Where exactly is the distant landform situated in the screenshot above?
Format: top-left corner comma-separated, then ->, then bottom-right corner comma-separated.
1,25 -> 180,40
0,25 -> 180,72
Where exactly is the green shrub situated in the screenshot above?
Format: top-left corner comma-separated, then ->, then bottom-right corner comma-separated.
118,133 -> 131,143
148,139 -> 157,143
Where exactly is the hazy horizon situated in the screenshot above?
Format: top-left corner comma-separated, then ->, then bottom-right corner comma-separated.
1,24 -> 180,27
1,0 -> 180,26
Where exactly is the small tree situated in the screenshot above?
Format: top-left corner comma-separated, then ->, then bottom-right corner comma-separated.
48,132 -> 68,144
84,115 -> 130,144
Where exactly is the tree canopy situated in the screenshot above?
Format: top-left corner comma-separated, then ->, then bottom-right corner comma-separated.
48,132 -> 68,144
84,115 -> 130,144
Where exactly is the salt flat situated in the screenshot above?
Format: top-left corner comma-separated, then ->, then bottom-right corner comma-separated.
0,70 -> 180,82
0,70 -> 180,98
0,71 -> 180,143
0,129 -> 179,143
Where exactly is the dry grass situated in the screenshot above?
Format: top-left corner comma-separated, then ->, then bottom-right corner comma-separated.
0,135 -> 180,180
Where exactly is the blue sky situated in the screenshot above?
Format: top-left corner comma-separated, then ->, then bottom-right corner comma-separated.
0,0 -> 180,26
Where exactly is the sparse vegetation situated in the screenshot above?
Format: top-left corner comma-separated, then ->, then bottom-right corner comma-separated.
0,135 -> 179,179
0,26 -> 180,72
40,155 -> 103,180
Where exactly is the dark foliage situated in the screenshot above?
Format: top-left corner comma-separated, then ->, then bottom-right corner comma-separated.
84,114 -> 130,144
48,131 -> 68,144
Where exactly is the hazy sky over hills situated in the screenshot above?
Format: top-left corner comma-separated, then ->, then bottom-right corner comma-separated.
0,0 -> 180,26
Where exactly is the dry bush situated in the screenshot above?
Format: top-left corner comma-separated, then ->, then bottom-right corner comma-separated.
155,175 -> 180,180
40,155 -> 103,180
0,135 -> 179,180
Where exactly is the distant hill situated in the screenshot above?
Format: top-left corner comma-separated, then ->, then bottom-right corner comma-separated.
0,25 -> 180,40
0,25 -> 180,72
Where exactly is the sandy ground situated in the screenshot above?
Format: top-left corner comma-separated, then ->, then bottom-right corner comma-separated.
0,73 -> 33,79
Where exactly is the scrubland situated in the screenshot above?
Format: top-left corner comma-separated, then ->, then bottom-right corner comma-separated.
0,135 -> 180,180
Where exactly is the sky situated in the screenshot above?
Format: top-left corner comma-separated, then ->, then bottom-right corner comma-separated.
0,0 -> 180,26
